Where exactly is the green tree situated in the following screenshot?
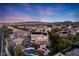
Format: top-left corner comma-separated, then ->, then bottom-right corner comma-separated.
14,45 -> 23,56
57,38 -> 71,49
76,33 -> 79,40
48,28 -> 72,55
48,30 -> 61,55
4,28 -> 13,38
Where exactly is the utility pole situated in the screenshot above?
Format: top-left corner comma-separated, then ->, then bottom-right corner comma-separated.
0,25 -> 4,56
1,32 -> 4,56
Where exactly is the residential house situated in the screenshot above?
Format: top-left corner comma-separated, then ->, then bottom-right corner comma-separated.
31,32 -> 49,45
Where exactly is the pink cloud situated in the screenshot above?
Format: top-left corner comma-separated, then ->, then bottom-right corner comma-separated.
38,8 -> 52,15
0,15 -> 44,23
0,6 -> 34,23
0,5 -> 54,23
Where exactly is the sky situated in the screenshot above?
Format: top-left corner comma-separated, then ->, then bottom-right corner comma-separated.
0,3 -> 79,23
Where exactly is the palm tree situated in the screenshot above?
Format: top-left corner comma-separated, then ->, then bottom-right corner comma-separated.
14,45 -> 23,56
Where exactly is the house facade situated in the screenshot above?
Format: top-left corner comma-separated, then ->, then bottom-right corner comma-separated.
31,32 -> 49,45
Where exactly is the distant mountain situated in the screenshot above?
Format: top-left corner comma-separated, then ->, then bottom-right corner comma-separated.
1,21 -> 79,26
14,21 -> 50,25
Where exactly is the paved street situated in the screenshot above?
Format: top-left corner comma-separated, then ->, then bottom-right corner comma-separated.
0,27 -> 3,55
0,26 -> 6,56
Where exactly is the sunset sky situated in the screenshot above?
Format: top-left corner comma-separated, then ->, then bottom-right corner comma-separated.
0,3 -> 79,23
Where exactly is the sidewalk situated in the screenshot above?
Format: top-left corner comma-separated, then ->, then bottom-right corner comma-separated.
5,39 -> 11,56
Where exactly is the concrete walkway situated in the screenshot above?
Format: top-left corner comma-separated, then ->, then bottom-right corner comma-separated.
55,52 -> 64,56
5,39 -> 11,56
